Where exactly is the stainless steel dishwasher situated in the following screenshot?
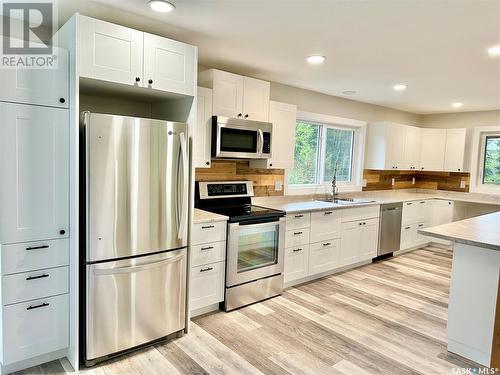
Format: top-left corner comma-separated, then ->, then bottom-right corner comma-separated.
378,202 -> 403,256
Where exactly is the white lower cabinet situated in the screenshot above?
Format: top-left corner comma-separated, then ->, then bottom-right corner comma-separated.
309,239 -> 341,276
283,245 -> 309,283
360,218 -> 379,261
190,220 -> 227,314
340,217 -> 379,267
190,262 -> 225,311
3,294 -> 69,365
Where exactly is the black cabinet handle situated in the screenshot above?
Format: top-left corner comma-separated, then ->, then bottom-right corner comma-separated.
201,225 -> 214,229
26,274 -> 49,281
324,211 -> 333,215
405,226 -> 411,229
200,246 -> 214,251
294,214 -> 304,218
323,242 -> 331,246
419,201 -> 425,204
237,113 -> 242,117
458,168 -> 461,171
205,161 -> 210,165
135,77 -> 141,82
293,248 -> 302,252
244,114 -> 249,118
293,231 -> 303,235
148,79 -> 153,84
200,267 -> 213,272
406,202 -> 412,205
27,302 -> 49,310
59,98 -> 65,104
359,222 -> 362,226
418,224 -> 424,227
269,163 -> 273,167
363,222 -> 366,225
26,245 -> 49,251
60,229 -> 66,235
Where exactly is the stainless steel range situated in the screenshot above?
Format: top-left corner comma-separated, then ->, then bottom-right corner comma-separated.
195,181 -> 286,311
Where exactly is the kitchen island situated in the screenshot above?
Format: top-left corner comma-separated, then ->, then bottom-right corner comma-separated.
420,212 -> 500,368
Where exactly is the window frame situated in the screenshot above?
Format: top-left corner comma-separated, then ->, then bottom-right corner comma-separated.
286,111 -> 366,195
470,126 -> 500,194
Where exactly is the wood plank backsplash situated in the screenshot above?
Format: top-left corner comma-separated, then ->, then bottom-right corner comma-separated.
195,160 -> 285,196
363,169 -> 470,192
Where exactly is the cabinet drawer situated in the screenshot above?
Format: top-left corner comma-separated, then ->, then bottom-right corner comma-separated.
402,200 -> 426,225
285,212 -> 310,230
3,293 -> 68,365
3,266 -> 68,305
191,241 -> 226,267
191,221 -> 227,245
285,228 -> 310,248
2,239 -> 69,275
341,205 -> 380,223
309,239 -> 340,276
190,261 -> 224,311
310,210 -> 341,243
284,245 -> 309,283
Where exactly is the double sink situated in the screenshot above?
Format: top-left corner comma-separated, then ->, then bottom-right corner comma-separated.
315,197 -> 376,205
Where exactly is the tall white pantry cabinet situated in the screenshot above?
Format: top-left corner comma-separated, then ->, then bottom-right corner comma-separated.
0,48 -> 70,373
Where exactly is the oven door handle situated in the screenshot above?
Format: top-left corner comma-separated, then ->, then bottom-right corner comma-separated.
258,129 -> 264,156
230,217 -> 284,228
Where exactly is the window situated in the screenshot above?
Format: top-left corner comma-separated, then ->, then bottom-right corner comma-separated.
288,119 -> 355,186
482,135 -> 500,184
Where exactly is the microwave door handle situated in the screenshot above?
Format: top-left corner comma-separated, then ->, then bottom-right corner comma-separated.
177,132 -> 188,241
258,129 -> 264,156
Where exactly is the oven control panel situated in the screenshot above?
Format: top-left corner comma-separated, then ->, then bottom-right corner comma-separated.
199,181 -> 254,199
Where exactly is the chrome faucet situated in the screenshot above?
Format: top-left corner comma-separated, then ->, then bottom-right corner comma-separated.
331,164 -> 338,199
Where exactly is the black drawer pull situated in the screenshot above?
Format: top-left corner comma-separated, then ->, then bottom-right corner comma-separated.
200,267 -> 213,272
324,211 -> 333,215
418,224 -> 424,227
419,201 -> 425,204
406,202 -> 412,205
294,214 -> 304,218
26,274 -> 49,281
27,302 -> 49,310
200,246 -> 214,251
293,231 -> 303,235
25,245 -> 49,251
323,242 -> 332,246
293,248 -> 302,252
201,225 -> 215,229
405,226 -> 411,230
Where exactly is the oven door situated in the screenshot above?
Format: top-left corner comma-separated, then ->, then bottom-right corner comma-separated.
226,217 -> 285,287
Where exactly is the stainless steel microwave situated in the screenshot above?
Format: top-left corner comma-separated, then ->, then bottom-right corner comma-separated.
211,116 -> 272,159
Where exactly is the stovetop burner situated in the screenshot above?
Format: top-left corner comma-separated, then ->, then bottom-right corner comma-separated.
195,181 -> 285,223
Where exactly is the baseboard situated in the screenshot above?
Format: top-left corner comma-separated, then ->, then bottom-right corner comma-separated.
1,348 -> 67,374
448,339 -> 490,368
284,259 -> 373,289
190,303 -> 221,318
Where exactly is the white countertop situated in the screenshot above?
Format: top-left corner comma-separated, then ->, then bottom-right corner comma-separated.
251,189 -> 500,214
419,211 -> 500,251
193,208 -> 229,224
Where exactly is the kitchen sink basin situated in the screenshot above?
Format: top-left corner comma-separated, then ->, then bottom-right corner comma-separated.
315,197 -> 376,205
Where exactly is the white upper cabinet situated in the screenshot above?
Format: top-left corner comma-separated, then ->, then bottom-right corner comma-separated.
365,122 -> 407,170
403,126 -> 421,170
242,76 -> 270,121
250,101 -> 297,169
78,15 -> 196,96
79,15 -> 143,87
419,128 -> 446,171
143,32 -> 195,96
0,103 -> 69,244
0,46 -> 68,108
199,69 -> 270,121
444,128 -> 467,172
193,87 -> 213,168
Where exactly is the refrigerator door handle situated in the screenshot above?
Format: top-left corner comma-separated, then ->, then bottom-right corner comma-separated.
92,253 -> 184,275
178,132 -> 188,241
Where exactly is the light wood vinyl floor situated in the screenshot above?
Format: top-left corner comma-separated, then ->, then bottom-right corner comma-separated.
16,246 -> 485,375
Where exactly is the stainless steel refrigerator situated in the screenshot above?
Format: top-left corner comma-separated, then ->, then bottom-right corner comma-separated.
81,112 -> 189,366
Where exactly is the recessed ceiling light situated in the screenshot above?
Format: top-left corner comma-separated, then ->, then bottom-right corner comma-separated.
342,90 -> 356,95
148,0 -> 175,13
306,55 -> 326,65
452,102 -> 463,109
488,45 -> 500,57
393,84 -> 408,91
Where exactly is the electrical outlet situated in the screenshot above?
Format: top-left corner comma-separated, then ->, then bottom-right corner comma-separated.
362,178 -> 367,187
460,180 -> 466,189
391,178 -> 395,186
412,177 -> 415,185
275,180 -> 283,191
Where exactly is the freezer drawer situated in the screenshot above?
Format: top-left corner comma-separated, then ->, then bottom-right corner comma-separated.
86,248 -> 186,362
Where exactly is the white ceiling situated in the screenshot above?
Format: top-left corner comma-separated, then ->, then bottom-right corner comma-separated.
58,0 -> 500,115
